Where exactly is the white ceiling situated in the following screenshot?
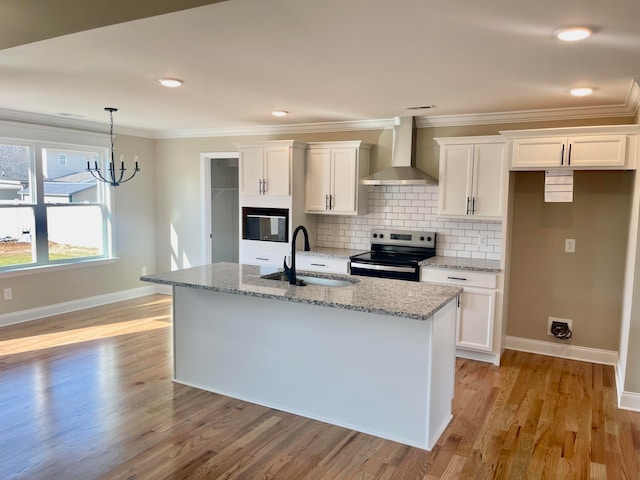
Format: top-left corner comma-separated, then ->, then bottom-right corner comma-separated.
0,0 -> 638,138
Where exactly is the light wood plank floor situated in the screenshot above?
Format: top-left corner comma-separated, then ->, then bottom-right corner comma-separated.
1,294 -> 639,479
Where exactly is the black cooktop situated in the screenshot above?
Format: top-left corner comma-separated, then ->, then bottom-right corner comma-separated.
350,248 -> 435,267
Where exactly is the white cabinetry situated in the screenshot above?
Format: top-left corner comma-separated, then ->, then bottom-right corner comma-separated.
435,136 -> 506,219
501,125 -> 639,170
236,140 -> 315,267
305,141 -> 371,215
421,267 -> 498,358
239,240 -> 288,268
239,143 -> 296,197
295,255 -> 349,274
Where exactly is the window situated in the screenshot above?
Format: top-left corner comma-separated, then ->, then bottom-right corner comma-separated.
0,139 -> 111,271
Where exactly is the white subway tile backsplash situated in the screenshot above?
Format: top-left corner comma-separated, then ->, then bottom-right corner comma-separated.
315,185 -> 503,258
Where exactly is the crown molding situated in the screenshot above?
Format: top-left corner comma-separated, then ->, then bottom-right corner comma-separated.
1,81 -> 638,139
0,108 -> 155,138
154,118 -> 393,139
159,80 -> 639,137
417,79 -> 640,128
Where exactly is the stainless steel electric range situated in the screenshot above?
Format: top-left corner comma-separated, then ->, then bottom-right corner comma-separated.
349,229 -> 436,282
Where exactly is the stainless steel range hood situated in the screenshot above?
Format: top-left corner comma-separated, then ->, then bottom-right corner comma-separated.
361,116 -> 438,186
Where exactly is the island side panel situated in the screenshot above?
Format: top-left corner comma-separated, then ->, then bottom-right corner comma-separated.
427,300 -> 457,449
172,286 -> 453,450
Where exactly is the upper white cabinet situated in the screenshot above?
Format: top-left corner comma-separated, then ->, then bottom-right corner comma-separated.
501,125 -> 639,170
238,141 -> 306,197
305,141 -> 372,215
435,136 -> 506,219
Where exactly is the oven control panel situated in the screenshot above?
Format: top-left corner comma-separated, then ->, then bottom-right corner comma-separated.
370,229 -> 436,248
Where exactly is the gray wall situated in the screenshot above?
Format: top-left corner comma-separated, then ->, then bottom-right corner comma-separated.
507,171 -> 632,351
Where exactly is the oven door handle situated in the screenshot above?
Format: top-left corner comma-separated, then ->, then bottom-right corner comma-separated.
350,262 -> 416,273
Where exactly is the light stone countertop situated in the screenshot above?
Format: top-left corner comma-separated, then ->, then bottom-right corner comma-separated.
297,247 -> 368,259
141,262 -> 461,321
420,256 -> 501,273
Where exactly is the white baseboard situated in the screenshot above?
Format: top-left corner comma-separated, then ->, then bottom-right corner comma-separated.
456,348 -> 500,366
619,391 -> 640,412
505,336 -> 618,366
0,284 -> 169,327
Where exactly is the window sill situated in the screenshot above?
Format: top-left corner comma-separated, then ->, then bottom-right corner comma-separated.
0,257 -> 118,278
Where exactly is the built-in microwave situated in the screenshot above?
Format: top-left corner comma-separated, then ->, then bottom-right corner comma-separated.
242,207 -> 289,243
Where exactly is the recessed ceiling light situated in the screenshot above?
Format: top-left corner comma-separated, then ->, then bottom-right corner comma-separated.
158,78 -> 183,88
570,87 -> 594,97
271,110 -> 289,117
555,27 -> 592,42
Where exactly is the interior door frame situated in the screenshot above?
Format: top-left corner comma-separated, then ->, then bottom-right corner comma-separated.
200,151 -> 239,265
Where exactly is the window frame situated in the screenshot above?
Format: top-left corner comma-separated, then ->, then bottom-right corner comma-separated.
0,135 -> 114,273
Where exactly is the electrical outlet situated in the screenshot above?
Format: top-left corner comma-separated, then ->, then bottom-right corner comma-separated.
565,238 -> 576,253
478,234 -> 488,247
4,288 -> 12,300
548,316 -> 572,336
141,267 -> 147,276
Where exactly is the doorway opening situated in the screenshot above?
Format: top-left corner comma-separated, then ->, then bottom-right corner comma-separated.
200,152 -> 239,264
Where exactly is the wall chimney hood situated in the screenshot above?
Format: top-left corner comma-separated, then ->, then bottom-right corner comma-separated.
361,116 -> 438,186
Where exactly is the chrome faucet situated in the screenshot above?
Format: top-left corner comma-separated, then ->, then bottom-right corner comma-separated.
283,225 -> 310,285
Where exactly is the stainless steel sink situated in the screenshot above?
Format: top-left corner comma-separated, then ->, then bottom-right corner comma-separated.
261,272 -> 358,288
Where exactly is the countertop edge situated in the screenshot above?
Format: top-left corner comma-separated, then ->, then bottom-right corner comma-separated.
420,256 -> 502,273
142,274 -> 461,321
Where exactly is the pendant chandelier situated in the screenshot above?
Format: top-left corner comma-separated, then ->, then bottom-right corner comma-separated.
87,107 -> 140,187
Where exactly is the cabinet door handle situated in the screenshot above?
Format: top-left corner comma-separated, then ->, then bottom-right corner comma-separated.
310,263 -> 326,267
263,179 -> 267,194
330,194 -> 334,209
471,197 -> 476,215
466,196 -> 470,215
561,144 -> 565,166
258,179 -> 263,194
256,257 -> 269,261
568,144 -> 572,166
325,194 -> 329,210
447,276 -> 468,281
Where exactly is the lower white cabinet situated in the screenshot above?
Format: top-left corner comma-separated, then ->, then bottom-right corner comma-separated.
421,267 -> 497,354
455,288 -> 495,352
239,240 -> 289,268
295,255 -> 349,274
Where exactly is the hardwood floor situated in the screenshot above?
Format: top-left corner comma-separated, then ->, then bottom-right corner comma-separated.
1,294 -> 639,479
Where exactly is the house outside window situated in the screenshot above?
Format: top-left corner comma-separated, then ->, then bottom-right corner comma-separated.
0,139 -> 112,271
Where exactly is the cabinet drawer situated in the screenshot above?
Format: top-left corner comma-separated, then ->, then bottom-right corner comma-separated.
296,256 -> 349,274
240,240 -> 288,267
421,268 -> 497,289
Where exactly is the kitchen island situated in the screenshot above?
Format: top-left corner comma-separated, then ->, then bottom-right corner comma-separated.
141,263 -> 461,450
